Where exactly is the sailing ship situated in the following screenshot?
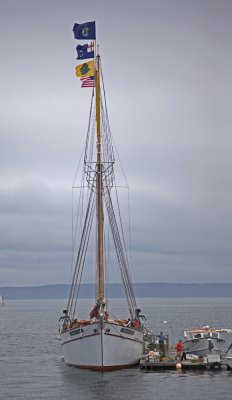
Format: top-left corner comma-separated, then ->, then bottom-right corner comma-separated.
183,326 -> 232,356
59,22 -> 145,371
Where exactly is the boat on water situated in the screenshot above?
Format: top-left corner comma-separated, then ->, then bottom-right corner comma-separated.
59,21 -> 146,371
0,294 -> 5,306
183,326 -> 232,356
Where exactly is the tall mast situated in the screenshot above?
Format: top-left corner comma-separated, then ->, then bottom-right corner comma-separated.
95,52 -> 104,302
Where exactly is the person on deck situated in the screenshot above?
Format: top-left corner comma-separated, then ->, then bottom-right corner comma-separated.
208,339 -> 214,352
132,319 -> 139,328
175,340 -> 183,360
158,332 -> 167,353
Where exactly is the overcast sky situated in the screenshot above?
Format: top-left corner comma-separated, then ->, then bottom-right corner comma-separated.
1,0 -> 232,286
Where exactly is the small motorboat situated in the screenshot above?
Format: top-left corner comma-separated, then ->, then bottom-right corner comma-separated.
183,326 -> 232,357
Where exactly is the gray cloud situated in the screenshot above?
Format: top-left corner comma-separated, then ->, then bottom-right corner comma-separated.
1,0 -> 232,285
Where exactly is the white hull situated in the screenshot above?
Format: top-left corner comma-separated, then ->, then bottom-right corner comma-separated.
61,321 -> 144,370
183,337 -> 225,356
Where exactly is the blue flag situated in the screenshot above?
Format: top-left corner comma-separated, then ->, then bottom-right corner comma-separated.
76,42 -> 94,60
73,21 -> 96,40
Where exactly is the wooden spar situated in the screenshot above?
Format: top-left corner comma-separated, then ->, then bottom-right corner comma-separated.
95,53 -> 104,302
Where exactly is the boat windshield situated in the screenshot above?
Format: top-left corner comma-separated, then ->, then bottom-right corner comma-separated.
193,333 -> 202,339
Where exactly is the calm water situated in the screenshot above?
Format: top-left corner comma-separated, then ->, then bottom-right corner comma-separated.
0,298 -> 232,399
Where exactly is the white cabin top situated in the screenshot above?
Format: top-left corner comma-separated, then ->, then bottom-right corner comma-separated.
184,326 -> 232,339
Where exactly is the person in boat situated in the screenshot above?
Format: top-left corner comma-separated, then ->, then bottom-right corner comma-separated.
158,332 -> 167,353
175,340 -> 183,360
208,339 -> 214,352
132,319 -> 139,328
126,318 -> 131,327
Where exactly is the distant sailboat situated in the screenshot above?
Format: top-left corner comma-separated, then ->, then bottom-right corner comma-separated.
0,294 -> 5,306
59,22 -> 146,371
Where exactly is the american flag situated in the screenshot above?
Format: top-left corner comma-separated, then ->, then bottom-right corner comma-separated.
80,76 -> 95,88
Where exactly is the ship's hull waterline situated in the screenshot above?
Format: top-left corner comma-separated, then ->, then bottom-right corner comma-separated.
61,321 -> 144,371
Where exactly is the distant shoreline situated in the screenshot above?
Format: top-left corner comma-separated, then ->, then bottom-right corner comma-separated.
1,282 -> 232,300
